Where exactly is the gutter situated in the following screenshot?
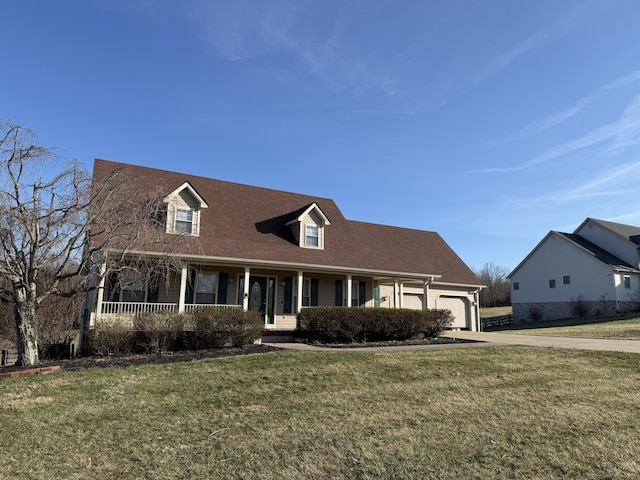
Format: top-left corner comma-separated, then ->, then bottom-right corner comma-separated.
101,248 -> 443,282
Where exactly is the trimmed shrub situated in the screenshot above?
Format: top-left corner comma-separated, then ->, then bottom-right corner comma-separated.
190,307 -> 262,348
133,313 -> 185,353
86,320 -> 136,355
297,307 -> 453,344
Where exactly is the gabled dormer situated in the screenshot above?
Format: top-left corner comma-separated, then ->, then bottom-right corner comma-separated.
285,203 -> 331,249
163,182 -> 208,236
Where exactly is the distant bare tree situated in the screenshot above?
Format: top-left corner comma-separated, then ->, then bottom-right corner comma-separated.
0,121 -> 179,366
474,262 -> 511,308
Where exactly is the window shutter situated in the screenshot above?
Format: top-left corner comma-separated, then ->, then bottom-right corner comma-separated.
107,272 -> 120,302
283,277 -> 293,314
147,273 -> 159,303
335,280 -> 343,306
359,282 -> 366,307
218,273 -> 228,304
374,286 -> 380,308
311,279 -> 319,306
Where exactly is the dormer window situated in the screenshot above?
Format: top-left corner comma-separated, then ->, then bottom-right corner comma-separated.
164,182 -> 208,237
285,202 -> 330,250
305,225 -> 319,247
175,208 -> 194,234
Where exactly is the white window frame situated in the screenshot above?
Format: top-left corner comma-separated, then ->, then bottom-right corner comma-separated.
120,270 -> 147,302
301,279 -> 311,306
351,281 -> 360,307
175,207 -> 195,235
624,275 -> 631,289
195,272 -> 217,304
305,224 -> 319,247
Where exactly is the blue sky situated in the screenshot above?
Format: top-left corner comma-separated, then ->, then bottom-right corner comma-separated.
3,0 -> 640,272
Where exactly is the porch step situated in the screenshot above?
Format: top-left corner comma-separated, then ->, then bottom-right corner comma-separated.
261,331 -> 299,343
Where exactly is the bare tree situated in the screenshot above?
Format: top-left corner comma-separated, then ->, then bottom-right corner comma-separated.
474,262 -> 511,308
0,121 -> 178,366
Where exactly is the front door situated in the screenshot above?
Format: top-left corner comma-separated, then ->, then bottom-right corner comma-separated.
248,277 -> 276,325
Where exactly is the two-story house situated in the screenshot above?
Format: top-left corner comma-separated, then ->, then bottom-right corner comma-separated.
85,160 -> 484,332
508,218 -> 640,323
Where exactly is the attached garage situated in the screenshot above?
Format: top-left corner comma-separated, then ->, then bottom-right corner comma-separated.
436,296 -> 469,329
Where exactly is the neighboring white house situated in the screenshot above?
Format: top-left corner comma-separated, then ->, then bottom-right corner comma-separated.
508,218 -> 640,323
85,160 -> 484,332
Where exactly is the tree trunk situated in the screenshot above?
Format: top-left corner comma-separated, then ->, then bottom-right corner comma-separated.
14,289 -> 39,366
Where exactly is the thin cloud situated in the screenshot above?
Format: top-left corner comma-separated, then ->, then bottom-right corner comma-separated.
485,95 -> 640,173
473,29 -> 550,85
526,160 -> 640,204
507,69 -> 640,142
184,0 -> 398,97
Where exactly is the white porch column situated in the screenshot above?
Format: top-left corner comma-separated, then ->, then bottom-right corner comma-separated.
297,271 -> 304,313
94,262 -> 107,326
399,282 -> 404,308
242,267 -> 251,311
178,264 -> 188,314
423,281 -> 430,311
393,278 -> 400,308
474,290 -> 481,332
346,274 -> 353,307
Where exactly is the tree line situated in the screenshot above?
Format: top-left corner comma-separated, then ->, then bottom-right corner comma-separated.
474,262 -> 511,308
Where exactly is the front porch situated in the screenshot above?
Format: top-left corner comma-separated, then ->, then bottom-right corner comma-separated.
89,262 -> 441,331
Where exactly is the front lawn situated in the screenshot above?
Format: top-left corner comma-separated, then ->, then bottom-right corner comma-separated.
497,314 -> 640,339
1,347 -> 639,479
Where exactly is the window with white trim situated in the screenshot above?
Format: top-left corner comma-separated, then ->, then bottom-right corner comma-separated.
624,275 -> 631,289
351,281 -> 359,307
302,279 -> 311,306
121,270 -> 146,302
175,208 -> 194,234
305,225 -> 319,247
196,273 -> 217,304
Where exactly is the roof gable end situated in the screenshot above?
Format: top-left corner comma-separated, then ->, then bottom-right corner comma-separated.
163,181 -> 208,209
285,203 -> 330,227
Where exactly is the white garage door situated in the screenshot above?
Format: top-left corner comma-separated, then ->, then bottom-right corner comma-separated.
437,297 -> 468,329
402,293 -> 423,310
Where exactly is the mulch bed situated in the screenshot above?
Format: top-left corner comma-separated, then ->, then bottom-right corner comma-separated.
1,336 -> 474,375
308,336 -> 474,348
1,344 -> 279,374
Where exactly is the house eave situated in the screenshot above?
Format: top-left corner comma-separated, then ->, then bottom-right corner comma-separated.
103,248 -> 442,281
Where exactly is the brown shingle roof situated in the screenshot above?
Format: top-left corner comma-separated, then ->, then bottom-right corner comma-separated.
93,159 -> 481,286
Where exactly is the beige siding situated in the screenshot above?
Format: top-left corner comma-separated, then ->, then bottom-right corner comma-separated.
318,278 -> 335,306
158,276 -> 181,303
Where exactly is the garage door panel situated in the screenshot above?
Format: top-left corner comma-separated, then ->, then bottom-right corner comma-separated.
437,297 -> 468,329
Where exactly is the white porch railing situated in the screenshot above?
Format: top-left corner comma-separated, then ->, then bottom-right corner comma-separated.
183,304 -> 241,313
100,302 -> 242,316
101,302 -> 178,315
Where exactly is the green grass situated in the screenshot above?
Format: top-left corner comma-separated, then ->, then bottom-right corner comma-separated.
2,348 -> 640,479
497,314 -> 640,339
480,306 -> 512,318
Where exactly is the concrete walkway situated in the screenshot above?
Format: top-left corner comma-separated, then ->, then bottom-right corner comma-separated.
443,330 -> 640,354
264,332 -> 640,354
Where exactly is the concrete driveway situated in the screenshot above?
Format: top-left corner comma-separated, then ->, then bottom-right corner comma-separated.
443,330 -> 640,354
